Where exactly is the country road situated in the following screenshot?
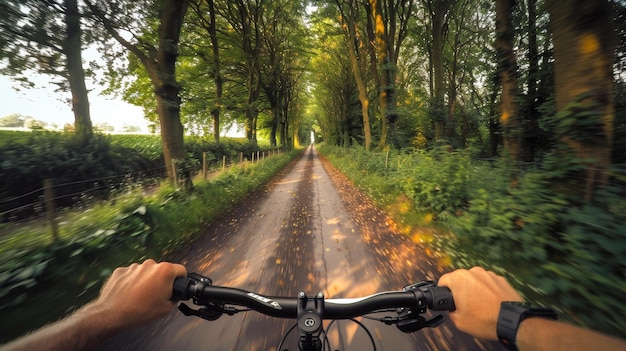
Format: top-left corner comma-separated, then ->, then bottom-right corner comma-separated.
99,145 -> 503,351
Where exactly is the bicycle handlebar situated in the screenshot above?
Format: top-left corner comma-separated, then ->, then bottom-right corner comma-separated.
172,273 -> 456,320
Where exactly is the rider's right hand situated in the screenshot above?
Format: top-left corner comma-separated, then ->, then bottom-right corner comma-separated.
437,266 -> 523,340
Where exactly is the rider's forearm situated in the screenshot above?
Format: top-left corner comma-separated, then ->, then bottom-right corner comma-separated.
517,318 -> 626,351
1,301 -> 123,351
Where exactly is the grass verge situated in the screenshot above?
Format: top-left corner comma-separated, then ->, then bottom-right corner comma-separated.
0,148 -> 302,343
317,143 -> 626,339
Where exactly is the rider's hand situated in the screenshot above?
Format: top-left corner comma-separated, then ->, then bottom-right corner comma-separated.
438,266 -> 523,340
92,259 -> 187,329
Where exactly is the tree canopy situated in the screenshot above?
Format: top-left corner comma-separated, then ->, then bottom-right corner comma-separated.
1,0 -> 625,338
0,0 -> 94,143
1,0 -> 624,190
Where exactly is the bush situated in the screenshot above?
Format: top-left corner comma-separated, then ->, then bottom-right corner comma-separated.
446,160 -> 626,337
319,143 -> 626,338
397,147 -> 473,217
0,132 -> 276,222
0,147 -> 302,342
0,132 -> 161,220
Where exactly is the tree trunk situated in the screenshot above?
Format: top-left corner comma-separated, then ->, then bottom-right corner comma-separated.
488,79 -> 502,157
368,0 -> 390,148
85,0 -> 190,186
64,0 -> 93,144
447,68 -> 457,142
340,1 -> 372,150
208,0 -> 221,143
263,50 -> 280,147
281,93 -> 289,147
270,102 -> 279,147
430,0 -> 452,141
523,0 -> 539,162
547,0 -> 616,200
245,62 -> 261,145
235,0 -> 262,146
445,0 -> 472,145
155,0 -> 191,187
495,0 -> 522,161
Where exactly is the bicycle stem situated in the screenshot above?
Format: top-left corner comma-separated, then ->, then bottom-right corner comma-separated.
296,291 -> 325,351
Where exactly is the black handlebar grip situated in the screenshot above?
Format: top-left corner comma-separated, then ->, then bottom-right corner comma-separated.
171,276 -> 190,301
427,286 -> 456,312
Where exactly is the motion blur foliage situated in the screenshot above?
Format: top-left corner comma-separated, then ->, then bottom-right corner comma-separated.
318,144 -> 626,338
613,80 -> 626,164
0,132 -> 159,221
0,143 -> 301,343
447,152 -> 626,337
183,137 -> 278,171
0,132 -> 273,222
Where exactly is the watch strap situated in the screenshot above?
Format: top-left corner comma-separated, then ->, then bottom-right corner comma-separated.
497,302 -> 557,351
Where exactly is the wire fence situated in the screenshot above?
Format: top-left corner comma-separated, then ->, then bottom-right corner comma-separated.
0,164 -> 167,225
0,149 -> 283,241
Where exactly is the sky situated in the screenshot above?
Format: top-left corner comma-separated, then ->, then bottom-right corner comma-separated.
0,74 -> 150,132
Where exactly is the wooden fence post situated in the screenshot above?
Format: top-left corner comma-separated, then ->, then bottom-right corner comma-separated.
240,152 -> 243,163
43,179 -> 59,242
222,155 -> 226,170
203,152 -> 208,180
171,159 -> 178,187
385,149 -> 389,169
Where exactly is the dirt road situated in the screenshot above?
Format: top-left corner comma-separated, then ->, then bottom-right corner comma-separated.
100,145 -> 503,351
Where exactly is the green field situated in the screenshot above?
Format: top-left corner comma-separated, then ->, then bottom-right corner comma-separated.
0,130 -> 301,342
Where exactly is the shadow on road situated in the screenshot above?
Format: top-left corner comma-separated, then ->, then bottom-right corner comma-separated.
99,146 -> 503,351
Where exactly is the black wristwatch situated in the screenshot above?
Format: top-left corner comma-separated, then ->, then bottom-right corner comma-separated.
496,301 -> 558,351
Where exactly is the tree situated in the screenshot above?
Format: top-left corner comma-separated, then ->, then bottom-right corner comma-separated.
546,0 -> 617,200
0,0 -> 93,143
495,0 -> 522,161
0,114 -> 29,128
282,68 -> 308,148
86,0 -> 191,186
424,0 -> 455,141
438,0 -> 493,147
309,13 -> 361,146
217,0 -> 265,145
410,0 -> 495,149
522,0 -> 540,161
260,0 -> 307,147
187,0 -> 223,142
335,0 -> 373,150
364,0 -> 415,148
121,2 -> 228,139
612,0 -> 626,163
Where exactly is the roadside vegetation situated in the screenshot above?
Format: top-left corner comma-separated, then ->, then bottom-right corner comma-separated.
1,0 -> 625,345
0,131 -> 272,220
318,144 -> 626,338
0,131 -> 301,342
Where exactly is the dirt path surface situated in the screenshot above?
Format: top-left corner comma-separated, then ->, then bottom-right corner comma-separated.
100,145 -> 503,351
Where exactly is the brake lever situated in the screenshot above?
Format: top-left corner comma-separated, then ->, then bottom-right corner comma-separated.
178,302 -> 224,321
395,280 -> 453,333
397,314 -> 446,333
